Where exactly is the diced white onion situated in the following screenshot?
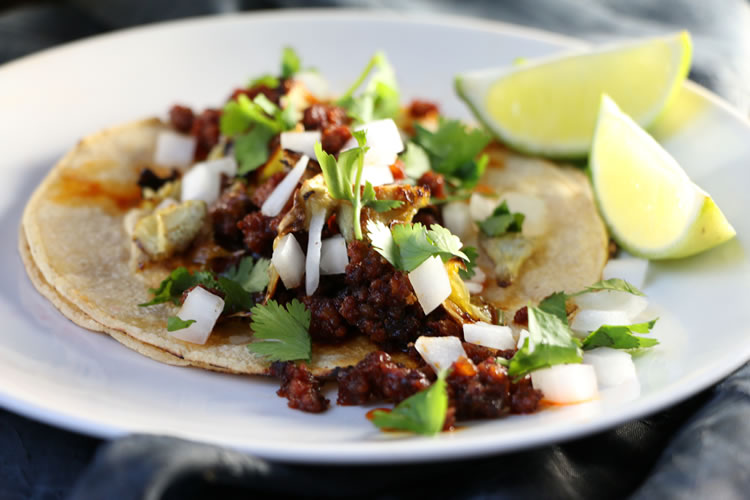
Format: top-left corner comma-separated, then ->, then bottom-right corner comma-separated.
415,336 -> 467,373
463,322 -> 516,350
153,130 -> 196,168
295,70 -> 331,100
442,201 -> 471,238
531,364 -> 598,404
469,193 -> 498,221
343,119 -> 404,168
573,291 -> 648,320
181,163 -> 221,205
280,131 -> 321,159
570,309 -> 633,335
305,208 -> 326,296
360,165 -> 395,187
408,256 -> 452,314
500,192 -> 548,237
272,234 -> 305,289
583,348 -> 637,387
469,266 -> 486,284
603,258 -> 649,290
465,282 -> 484,295
180,157 -> 239,205
320,235 -> 349,275
169,287 -> 225,345
516,329 -> 530,349
261,155 -> 309,217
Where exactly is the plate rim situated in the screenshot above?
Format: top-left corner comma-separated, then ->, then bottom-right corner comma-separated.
1,8 -> 749,464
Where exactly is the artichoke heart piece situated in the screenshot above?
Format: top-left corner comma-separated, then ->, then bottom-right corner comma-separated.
133,199 -> 207,260
480,233 -> 535,287
442,260 -> 493,324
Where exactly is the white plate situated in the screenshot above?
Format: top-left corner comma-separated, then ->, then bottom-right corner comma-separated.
1,10 -> 749,464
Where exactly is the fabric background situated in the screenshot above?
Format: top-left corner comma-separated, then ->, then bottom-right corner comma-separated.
1,1 -> 748,499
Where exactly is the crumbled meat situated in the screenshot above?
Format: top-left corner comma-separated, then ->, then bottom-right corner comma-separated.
190,109 -> 221,161
250,171 -> 286,208
229,79 -> 292,105
302,103 -> 350,130
513,306 -> 528,327
270,362 -> 329,413
169,105 -> 195,133
137,168 -> 178,192
238,212 -> 279,256
321,125 -> 352,154
337,351 -> 430,405
461,342 -> 516,365
210,182 -> 253,249
301,295 -> 349,342
179,284 -> 225,305
412,206 -> 443,228
408,99 -> 439,119
444,357 -> 541,426
417,171 -> 446,199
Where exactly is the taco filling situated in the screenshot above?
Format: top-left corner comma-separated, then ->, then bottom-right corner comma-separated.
22,48 -> 623,434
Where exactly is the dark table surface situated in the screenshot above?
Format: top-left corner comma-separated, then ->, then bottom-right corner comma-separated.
2,2 -> 749,499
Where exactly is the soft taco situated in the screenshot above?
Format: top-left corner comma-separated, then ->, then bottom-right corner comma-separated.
21,49 -> 609,427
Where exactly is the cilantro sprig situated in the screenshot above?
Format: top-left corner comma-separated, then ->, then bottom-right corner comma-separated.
336,51 -> 400,123
247,299 -> 312,362
367,220 -> 469,272
508,305 -> 583,379
581,319 -> 659,350
223,256 -> 271,294
167,316 -> 196,332
315,130 -> 402,240
413,118 -> 491,192
478,201 -> 525,237
371,370 -> 448,436
245,46 -> 302,91
538,278 -> 647,324
139,267 -> 218,307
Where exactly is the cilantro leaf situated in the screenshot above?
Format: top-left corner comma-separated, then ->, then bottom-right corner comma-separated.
508,305 -> 583,379
361,181 -> 404,212
400,141 -> 431,180
247,299 -> 312,362
167,316 -> 196,332
367,221 -> 469,272
337,51 -> 400,123
413,119 -> 491,191
223,256 -> 270,294
248,74 -> 280,89
458,246 -> 478,280
371,371 -> 448,435
578,278 -> 645,297
478,201 -> 525,237
582,319 -> 659,350
281,46 -> 301,79
139,267 -> 218,306
234,125 -> 276,175
538,292 -> 569,324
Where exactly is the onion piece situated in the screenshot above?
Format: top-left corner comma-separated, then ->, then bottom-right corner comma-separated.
272,233 -> 305,289
343,119 -> 404,168
603,257 -> 649,290
583,348 -> 637,387
305,208 -> 326,296
261,155 -> 309,217
531,364 -> 598,404
295,71 -> 331,100
463,322 -> 516,350
408,256 -> 452,315
500,192 -> 548,237
153,130 -> 196,168
442,201 -> 471,238
468,266 -> 486,284
320,235 -> 349,275
465,282 -> 484,295
280,131 -> 321,159
415,336 -> 467,373
360,165 -> 394,186
181,162 -> 221,205
205,156 -> 238,177
572,291 -> 648,320
469,193 -> 498,221
570,309 -> 633,335
169,287 -> 225,345
516,329 -> 530,349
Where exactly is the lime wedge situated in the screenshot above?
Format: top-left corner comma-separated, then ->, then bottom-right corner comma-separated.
590,95 -> 735,259
455,32 -> 691,158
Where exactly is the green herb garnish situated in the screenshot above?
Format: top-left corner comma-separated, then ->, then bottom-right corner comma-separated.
139,267 -> 218,307
371,370 -> 448,436
458,246 -> 478,280
367,220 -> 469,272
336,51 -> 400,123
581,319 -> 659,350
222,256 -> 271,294
280,46 -> 301,79
166,316 -> 196,332
478,201 -> 525,237
247,299 -> 312,362
400,141 -> 431,180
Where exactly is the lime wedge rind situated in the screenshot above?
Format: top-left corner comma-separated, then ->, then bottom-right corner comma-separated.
590,95 -> 735,260
455,32 -> 692,159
